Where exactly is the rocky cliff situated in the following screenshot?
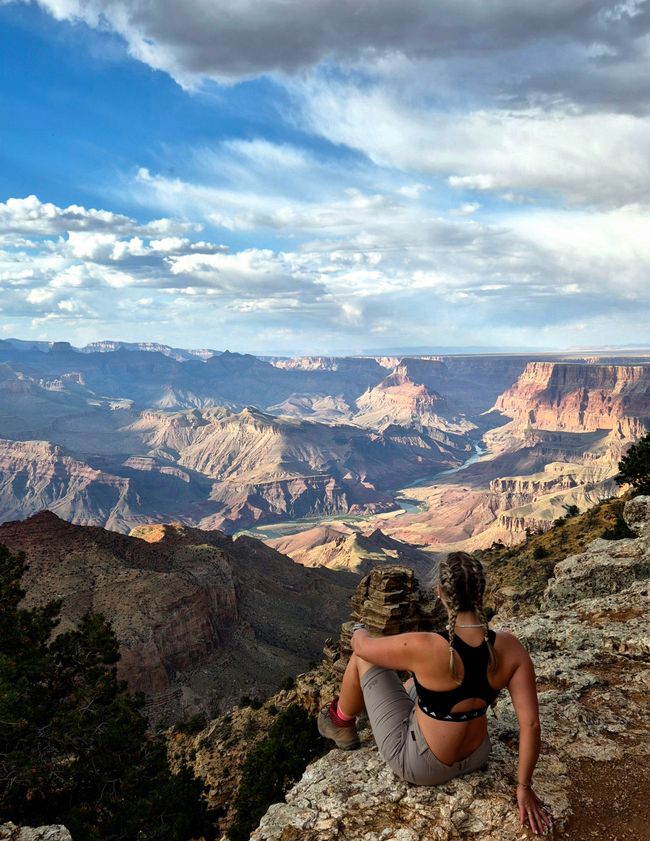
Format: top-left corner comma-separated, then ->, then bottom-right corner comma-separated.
0,511 -> 355,721
129,405 -> 464,531
251,496 -> 650,841
352,365 -> 475,441
495,362 -> 650,433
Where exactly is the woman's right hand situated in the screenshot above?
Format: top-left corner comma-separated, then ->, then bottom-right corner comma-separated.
516,785 -> 552,835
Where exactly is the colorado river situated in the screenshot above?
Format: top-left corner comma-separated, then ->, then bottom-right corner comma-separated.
234,441 -> 488,542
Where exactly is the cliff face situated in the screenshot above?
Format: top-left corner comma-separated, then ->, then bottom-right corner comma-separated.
252,496 -> 650,841
0,438 -> 210,534
495,362 -> 650,433
0,511 -> 355,721
352,366 -> 474,440
129,405 -> 464,531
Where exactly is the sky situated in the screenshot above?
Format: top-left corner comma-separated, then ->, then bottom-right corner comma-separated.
1,0 -> 650,355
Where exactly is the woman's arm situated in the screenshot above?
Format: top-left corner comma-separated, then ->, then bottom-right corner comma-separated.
505,634 -> 552,835
351,629 -> 430,672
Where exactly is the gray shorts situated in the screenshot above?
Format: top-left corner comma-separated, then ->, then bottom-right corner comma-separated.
360,665 -> 491,785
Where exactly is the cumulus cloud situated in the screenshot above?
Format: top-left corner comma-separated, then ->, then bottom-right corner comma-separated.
0,195 -> 199,237
2,184 -> 648,351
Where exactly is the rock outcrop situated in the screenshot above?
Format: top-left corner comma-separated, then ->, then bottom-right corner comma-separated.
267,525 -> 437,578
495,362 -> 650,433
251,496 -> 650,841
0,511 -> 355,721
0,825 -> 71,841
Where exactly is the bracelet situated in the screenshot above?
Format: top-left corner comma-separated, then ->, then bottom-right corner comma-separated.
517,782 -> 532,789
352,622 -> 367,632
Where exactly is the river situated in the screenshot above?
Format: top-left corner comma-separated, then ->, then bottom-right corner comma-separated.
234,441 -> 488,542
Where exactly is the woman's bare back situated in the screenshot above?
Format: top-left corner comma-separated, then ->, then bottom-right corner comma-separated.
411,628 -> 522,764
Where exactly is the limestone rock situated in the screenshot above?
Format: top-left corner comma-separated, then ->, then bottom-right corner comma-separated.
623,494 -> 650,540
252,733 -> 567,841
542,498 -> 650,609
340,565 -> 442,662
0,824 -> 72,841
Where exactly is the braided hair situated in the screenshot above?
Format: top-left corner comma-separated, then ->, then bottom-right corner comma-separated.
437,551 -> 497,683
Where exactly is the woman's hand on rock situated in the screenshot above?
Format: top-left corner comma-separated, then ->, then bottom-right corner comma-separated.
517,785 -> 552,835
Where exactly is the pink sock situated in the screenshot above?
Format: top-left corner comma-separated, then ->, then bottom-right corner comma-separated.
330,697 -> 355,725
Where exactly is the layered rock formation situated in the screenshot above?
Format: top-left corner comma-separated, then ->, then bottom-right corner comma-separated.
252,496 -> 650,841
267,525 -> 437,578
495,362 -> 650,433
352,366 -> 471,440
365,362 -> 650,549
2,342 -> 650,546
0,511 -> 355,721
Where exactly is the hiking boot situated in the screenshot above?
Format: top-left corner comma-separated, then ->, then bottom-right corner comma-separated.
317,699 -> 360,751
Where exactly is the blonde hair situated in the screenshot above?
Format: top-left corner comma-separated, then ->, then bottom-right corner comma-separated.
437,551 -> 497,682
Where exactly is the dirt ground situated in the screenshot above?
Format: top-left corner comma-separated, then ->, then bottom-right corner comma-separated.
557,756 -> 650,841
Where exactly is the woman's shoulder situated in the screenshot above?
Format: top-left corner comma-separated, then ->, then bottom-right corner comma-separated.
493,629 -> 532,662
494,628 -> 523,646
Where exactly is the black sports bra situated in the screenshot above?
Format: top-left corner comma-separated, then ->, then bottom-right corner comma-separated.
413,629 -> 500,722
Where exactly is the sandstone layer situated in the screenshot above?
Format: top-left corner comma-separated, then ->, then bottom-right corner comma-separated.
494,361 -> 650,433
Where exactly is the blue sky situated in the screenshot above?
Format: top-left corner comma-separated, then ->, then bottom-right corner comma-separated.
1,0 -> 650,354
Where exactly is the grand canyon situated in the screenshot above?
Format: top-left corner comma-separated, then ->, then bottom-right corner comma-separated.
1,338 -> 649,723
2,339 -> 648,551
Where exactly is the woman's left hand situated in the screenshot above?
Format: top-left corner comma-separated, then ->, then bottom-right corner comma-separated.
516,785 -> 552,835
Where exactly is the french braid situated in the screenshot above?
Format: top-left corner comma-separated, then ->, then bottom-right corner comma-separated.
438,555 -> 461,682
437,551 -> 498,680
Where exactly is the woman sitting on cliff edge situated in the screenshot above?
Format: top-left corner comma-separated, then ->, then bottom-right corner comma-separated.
318,551 -> 551,836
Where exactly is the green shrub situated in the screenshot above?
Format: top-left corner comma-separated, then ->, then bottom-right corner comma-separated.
533,545 -> 550,560
227,705 -> 328,841
279,675 -> 295,692
616,432 -> 650,496
174,712 -> 208,735
0,544 -> 215,841
602,513 -> 636,541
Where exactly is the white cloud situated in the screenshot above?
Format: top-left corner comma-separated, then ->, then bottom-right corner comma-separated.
26,288 -> 55,305
0,194 -> 197,237
296,81 -> 650,205
450,202 -> 481,216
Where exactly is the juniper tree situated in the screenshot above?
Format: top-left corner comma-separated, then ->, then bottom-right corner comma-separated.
616,432 -> 650,496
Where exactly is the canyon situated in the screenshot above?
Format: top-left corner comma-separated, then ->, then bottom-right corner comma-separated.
0,510 -> 355,721
0,340 -> 649,552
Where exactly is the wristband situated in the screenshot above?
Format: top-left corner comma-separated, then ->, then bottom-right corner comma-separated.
352,622 -> 367,632
517,782 -> 532,789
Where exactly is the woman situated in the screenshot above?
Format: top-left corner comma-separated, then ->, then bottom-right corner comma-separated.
318,551 -> 551,836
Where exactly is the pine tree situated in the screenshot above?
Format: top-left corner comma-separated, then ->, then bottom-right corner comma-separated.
0,543 -> 215,841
